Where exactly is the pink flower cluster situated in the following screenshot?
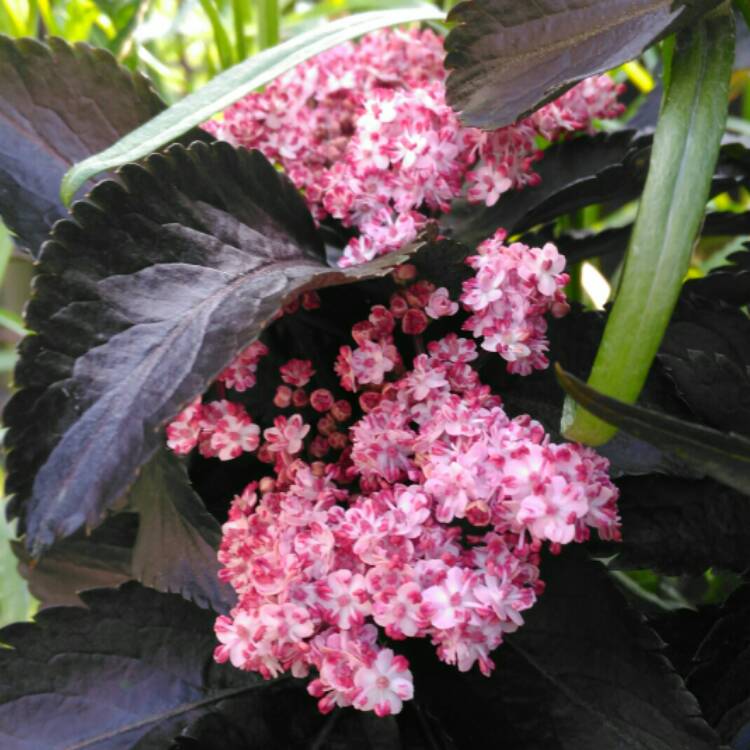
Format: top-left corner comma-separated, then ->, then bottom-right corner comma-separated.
210,326 -> 619,717
460,230 -> 570,374
164,254 -> 620,718
166,397 -> 261,461
205,28 -> 623,266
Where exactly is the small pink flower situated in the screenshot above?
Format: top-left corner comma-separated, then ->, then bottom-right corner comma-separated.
264,414 -> 310,455
425,287 -> 459,319
353,649 -> 414,716
317,570 -> 372,629
280,359 -> 315,387
422,567 -> 478,629
166,397 -> 202,454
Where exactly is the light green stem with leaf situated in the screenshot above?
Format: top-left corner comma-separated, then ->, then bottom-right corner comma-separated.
562,3 -> 735,446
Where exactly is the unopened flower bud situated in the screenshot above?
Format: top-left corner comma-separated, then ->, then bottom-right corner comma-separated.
402,308 -> 428,335
292,388 -> 309,408
330,400 -> 352,422
274,385 -> 293,408
310,389 -> 335,412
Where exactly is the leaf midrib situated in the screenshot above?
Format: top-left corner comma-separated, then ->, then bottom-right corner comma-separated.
30,253 -> 324,547
64,676 -> 291,750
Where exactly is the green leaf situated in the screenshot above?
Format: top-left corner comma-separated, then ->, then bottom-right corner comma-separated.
60,6 -> 445,204
556,365 -> 750,497
444,0 -> 723,129
257,0 -> 280,51
3,142 -> 413,555
198,0 -> 235,69
0,507 -> 35,629
562,6 -> 735,445
0,308 -> 27,337
0,218 -> 12,285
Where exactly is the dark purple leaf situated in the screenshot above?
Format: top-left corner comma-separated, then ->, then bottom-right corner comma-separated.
556,366 -> 750,497
442,129 -> 748,250
0,584 -> 448,750
10,450 -> 233,612
129,450 -> 235,613
658,292 -> 750,436
444,0 -> 722,129
604,475 -> 750,575
442,130 -> 649,247
684,248 -> 750,307
689,585 -> 750,746
0,35 -> 171,255
11,512 -> 136,608
407,548 -> 719,749
2,141 -> 406,555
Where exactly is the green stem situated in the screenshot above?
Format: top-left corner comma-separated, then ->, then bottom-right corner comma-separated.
257,0 -> 280,51
660,34 -> 675,91
561,3 -> 735,446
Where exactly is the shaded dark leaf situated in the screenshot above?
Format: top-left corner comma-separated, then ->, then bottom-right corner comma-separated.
0,35 -> 174,255
0,582 -> 268,749
129,450 -> 235,613
11,512 -> 136,608
556,366 -> 750,496
628,82 -> 664,136
649,607 -> 721,678
172,700 -> 451,750
410,237 -> 473,297
408,547 -> 718,749
659,292 -> 750,436
444,0 -> 722,129
685,248 -> 750,307
549,212 -> 750,272
690,585 -> 750,746
11,450 -> 232,612
658,350 -> 750,436
553,225 -> 631,267
443,130 -> 648,247
444,128 -> 749,250
602,475 -> 750,575
2,142 -> 408,555
0,583 -> 450,750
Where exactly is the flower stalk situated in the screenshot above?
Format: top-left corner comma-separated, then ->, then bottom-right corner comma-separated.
561,2 -> 735,446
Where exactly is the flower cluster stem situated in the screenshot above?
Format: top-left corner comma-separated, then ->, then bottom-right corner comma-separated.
561,2 -> 735,446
